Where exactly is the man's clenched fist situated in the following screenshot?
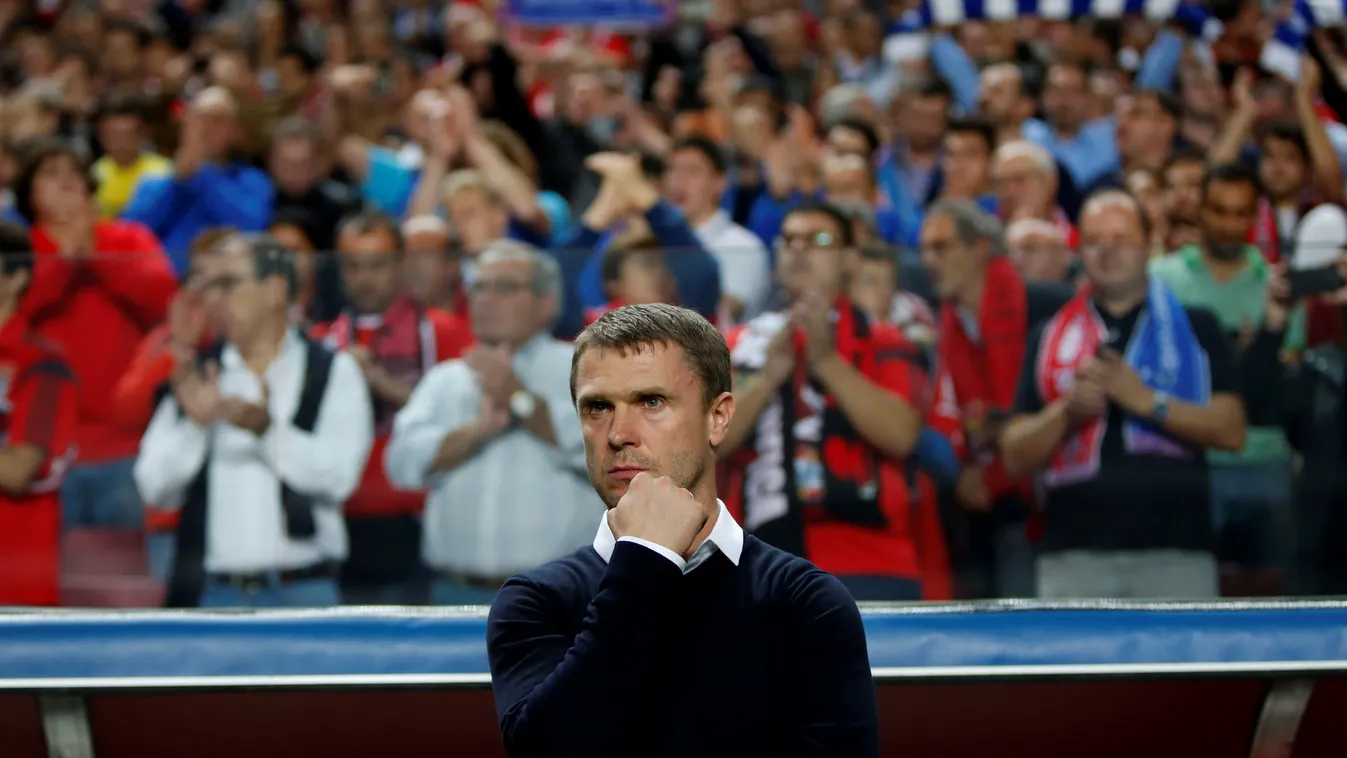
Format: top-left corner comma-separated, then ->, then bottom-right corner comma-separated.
607,472 -> 709,559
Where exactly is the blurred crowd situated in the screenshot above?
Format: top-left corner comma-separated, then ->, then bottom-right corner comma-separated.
0,0 -> 1346,608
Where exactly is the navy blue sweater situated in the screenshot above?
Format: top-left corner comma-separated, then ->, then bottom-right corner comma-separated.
486,536 -> 879,758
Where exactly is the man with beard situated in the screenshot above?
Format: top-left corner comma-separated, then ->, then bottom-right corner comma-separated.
1150,163 -> 1304,594
486,303 -> 879,757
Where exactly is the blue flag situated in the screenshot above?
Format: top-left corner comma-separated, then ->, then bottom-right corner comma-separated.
507,0 -> 670,27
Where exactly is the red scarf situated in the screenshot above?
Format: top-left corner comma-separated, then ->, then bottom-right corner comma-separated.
938,257 -> 1028,423
1252,196 -> 1282,264
1036,287 -> 1106,485
753,299 -> 885,555
323,297 -> 436,435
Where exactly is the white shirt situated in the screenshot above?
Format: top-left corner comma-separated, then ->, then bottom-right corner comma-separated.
592,500 -> 745,573
384,333 -> 603,576
134,330 -> 375,573
696,210 -> 772,320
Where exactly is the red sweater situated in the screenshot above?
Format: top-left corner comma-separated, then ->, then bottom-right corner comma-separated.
26,222 -> 177,463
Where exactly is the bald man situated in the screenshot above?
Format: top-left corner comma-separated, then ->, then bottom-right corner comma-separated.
1007,218 -> 1073,284
402,215 -> 466,318
122,86 -> 275,274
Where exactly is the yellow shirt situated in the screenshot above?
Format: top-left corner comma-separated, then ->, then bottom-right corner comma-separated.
92,153 -> 173,219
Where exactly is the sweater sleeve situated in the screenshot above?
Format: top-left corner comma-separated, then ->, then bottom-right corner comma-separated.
21,253 -> 79,323
86,224 -> 178,327
110,330 -> 177,433
644,201 -> 721,319
780,569 -> 880,757
487,542 -> 685,758
182,165 -> 274,230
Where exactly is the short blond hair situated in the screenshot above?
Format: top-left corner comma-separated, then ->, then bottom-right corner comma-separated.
441,169 -> 502,206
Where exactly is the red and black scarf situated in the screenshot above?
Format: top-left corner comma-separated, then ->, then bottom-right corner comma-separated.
323,297 -> 437,435
753,300 -> 886,556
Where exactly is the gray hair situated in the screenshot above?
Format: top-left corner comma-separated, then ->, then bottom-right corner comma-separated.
925,199 -> 1005,256
818,84 -> 871,129
478,239 -> 563,327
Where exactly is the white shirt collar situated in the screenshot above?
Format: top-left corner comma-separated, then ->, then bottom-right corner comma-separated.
592,499 -> 744,573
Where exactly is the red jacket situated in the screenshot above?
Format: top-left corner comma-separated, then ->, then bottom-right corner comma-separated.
311,305 -> 473,518
26,221 -> 177,463
0,315 -> 78,605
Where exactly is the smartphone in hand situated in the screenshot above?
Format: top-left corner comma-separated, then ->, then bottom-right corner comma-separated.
1287,266 -> 1346,300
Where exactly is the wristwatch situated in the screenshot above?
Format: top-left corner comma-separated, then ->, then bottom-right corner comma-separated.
509,389 -> 538,421
1150,391 -> 1170,423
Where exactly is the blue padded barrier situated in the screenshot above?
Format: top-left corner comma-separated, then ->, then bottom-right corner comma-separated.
2,600 -> 1347,688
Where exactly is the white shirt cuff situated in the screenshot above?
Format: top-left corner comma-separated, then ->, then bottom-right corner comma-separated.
616,536 -> 687,571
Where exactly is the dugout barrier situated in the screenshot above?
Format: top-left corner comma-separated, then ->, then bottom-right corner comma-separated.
1,600 -> 1345,757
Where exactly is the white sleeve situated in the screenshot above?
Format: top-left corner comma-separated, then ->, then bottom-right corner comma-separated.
537,367 -> 588,476
260,351 -> 374,504
385,364 -> 467,490
712,230 -> 772,319
133,394 -> 211,509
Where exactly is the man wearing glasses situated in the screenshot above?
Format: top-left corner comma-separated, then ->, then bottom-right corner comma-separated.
717,202 -> 939,601
385,240 -> 603,605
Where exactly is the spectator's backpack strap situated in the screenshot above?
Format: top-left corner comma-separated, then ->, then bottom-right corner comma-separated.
279,338 -> 337,541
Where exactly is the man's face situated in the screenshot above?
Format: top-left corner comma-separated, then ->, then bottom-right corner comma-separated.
993,154 -> 1051,221
211,244 -> 277,344
1259,136 -> 1306,203
102,30 -> 142,80
978,65 -> 1022,127
775,210 -> 852,301
1200,179 -> 1258,260
919,212 -> 982,301
269,137 -> 317,197
826,125 -> 872,157
337,227 -> 402,314
276,55 -> 312,101
192,101 -> 237,160
574,343 -> 729,508
446,188 -> 508,255
1079,203 -> 1150,297
1164,159 -> 1204,224
97,114 -> 143,164
1115,94 -> 1174,165
469,258 -> 548,345
901,93 -> 949,152
269,223 -> 316,302
404,230 -> 460,308
611,249 -> 674,306
1008,227 -> 1070,283
663,147 -> 724,222
823,157 -> 874,204
942,131 -> 991,199
1042,65 -> 1087,133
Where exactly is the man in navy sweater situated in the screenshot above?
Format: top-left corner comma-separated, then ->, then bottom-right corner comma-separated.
486,303 -> 879,757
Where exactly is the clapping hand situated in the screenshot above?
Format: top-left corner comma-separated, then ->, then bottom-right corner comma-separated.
173,360 -> 221,427
606,472 -> 709,559
1065,357 -> 1108,424
219,381 -> 271,436
790,290 -> 834,367
1090,347 -> 1153,417
465,344 -> 521,405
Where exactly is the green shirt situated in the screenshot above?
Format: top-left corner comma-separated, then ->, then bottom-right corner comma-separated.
1148,245 -> 1301,466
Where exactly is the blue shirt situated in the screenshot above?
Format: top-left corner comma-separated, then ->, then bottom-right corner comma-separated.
121,164 -> 274,277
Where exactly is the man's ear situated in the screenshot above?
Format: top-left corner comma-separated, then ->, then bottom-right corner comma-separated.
707,391 -> 735,448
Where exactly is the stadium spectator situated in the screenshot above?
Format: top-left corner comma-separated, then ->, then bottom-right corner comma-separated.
385,240 -> 601,605
121,86 -> 275,275
0,222 -> 78,606
313,211 -> 472,605
720,202 -> 945,600
268,118 -> 361,253
134,233 -> 373,608
663,136 -> 771,322
992,140 -> 1077,247
91,92 -> 171,220
922,200 -> 1070,598
17,138 -> 177,531
1002,190 -> 1245,598
585,228 -> 676,326
1150,163 -> 1305,595
1006,218 -> 1074,284
401,214 -> 467,319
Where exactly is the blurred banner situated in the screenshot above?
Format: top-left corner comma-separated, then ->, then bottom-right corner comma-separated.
506,0 -> 671,26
